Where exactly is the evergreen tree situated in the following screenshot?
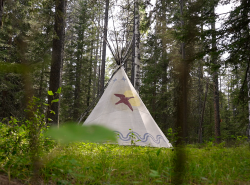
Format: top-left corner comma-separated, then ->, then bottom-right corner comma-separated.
47,0 -> 66,125
221,0 -> 250,139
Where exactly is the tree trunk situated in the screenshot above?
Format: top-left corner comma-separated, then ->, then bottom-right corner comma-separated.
73,48 -> 81,120
0,0 -> 4,28
159,0 -> 168,129
174,0 -> 188,184
73,24 -> 84,121
176,0 -> 188,145
16,35 -> 40,184
199,78 -> 208,143
211,3 -> 221,143
38,63 -> 45,98
97,65 -> 101,96
247,63 -> 250,140
239,0 -> 250,140
131,6 -> 135,86
47,0 -> 66,126
100,0 -> 109,94
93,47 -> 98,99
134,0 -> 140,92
198,64 -> 203,142
87,41 -> 94,107
92,16 -> 100,99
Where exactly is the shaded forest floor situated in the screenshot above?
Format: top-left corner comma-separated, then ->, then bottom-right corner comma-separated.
1,142 -> 250,185
0,174 -> 24,185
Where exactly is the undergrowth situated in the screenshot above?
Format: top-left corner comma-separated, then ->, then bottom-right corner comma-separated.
0,97 -> 249,184
1,136 -> 250,184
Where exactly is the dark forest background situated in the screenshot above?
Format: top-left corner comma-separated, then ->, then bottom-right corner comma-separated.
1,0 -> 250,144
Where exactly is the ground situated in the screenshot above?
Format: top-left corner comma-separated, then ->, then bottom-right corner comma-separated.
0,174 -> 24,185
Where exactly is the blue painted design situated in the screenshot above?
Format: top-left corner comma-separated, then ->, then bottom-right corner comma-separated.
121,76 -> 126,81
113,78 -> 117,82
114,131 -> 166,144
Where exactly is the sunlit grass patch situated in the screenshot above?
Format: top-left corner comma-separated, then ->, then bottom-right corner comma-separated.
37,143 -> 250,184
1,141 -> 250,184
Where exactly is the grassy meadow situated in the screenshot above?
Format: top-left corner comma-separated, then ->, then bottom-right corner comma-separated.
1,141 -> 250,185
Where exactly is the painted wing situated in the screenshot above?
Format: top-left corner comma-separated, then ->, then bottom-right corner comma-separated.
114,94 -> 125,98
115,100 -> 123,105
124,101 -> 133,111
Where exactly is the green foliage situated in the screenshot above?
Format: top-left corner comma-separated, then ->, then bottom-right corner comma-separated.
0,0 -> 54,119
2,142 -> 250,184
51,99 -> 59,103
128,129 -> 141,146
0,95 -> 117,183
0,117 -> 29,161
0,96 -> 55,180
167,128 -> 178,145
48,90 -> 54,96
46,123 -> 117,144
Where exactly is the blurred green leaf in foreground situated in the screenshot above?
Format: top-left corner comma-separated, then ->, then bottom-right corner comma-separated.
45,123 -> 117,144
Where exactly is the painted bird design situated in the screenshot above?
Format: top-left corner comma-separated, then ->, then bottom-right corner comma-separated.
114,94 -> 134,111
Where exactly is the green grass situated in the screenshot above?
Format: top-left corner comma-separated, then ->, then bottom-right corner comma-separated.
1,142 -> 250,185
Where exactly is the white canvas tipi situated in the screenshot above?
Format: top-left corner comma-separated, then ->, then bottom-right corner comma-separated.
84,67 -> 172,148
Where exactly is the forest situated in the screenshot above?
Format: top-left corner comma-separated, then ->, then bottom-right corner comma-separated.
0,0 -> 250,184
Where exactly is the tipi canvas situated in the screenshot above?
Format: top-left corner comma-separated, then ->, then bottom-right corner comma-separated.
84,67 -> 172,148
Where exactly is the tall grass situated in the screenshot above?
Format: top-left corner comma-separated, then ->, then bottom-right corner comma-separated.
1,141 -> 249,184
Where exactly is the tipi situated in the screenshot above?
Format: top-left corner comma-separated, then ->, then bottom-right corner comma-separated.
83,66 -> 172,148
